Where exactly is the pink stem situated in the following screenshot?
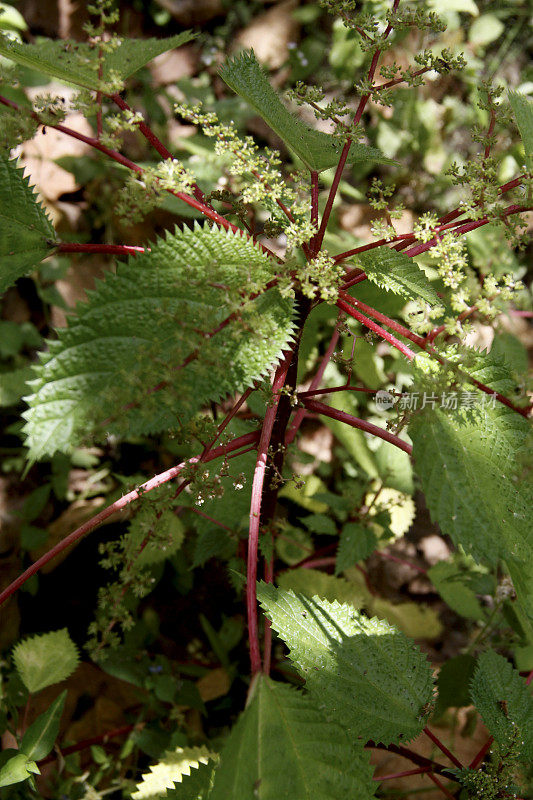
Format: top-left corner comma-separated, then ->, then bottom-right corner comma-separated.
0,95 -> 278,261
374,766 -> 432,781
423,727 -> 463,769
469,736 -> 493,769
339,290 -> 427,347
336,297 -> 416,360
302,397 -> 412,454
57,242 -> 146,256
0,431 -> 258,608
427,773 -> 456,800
39,723 -> 139,766
380,551 -> 426,574
247,353 -> 294,674
301,557 -> 337,570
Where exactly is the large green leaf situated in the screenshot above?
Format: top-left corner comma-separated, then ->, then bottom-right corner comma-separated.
0,32 -> 195,92
24,224 -> 295,459
12,629 -> 79,693
20,691 -> 66,761
355,247 -> 439,305
410,374 -> 533,619
470,650 -> 533,764
210,675 -> 376,800
257,585 -> 434,745
0,156 -> 56,293
219,50 -> 394,173
509,90 -> 533,170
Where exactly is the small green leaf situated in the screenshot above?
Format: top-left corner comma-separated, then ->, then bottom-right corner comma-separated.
219,50 -> 394,172
509,91 -> 533,170
336,522 -> 377,574
12,629 -> 79,693
20,690 -> 66,760
0,32 -> 195,92
0,751 -> 39,788
356,248 -> 439,306
470,650 -> 533,764
0,156 -> 56,293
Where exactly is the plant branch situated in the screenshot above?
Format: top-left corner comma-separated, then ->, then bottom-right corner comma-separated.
301,397 -> 412,454
247,352 -> 294,674
0,430 -> 258,608
339,290 -> 427,347
367,742 -> 458,782
0,94 -> 279,261
56,242 -> 146,256
423,727 -> 463,769
336,296 -> 416,360
39,723 -> 141,766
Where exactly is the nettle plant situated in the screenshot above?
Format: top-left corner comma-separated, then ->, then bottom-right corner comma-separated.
0,0 -> 532,798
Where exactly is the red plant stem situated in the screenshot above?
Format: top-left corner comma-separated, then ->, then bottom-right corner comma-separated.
57,242 -> 146,256
339,290 -> 427,347
0,95 -> 279,261
336,297 -> 416,360
112,92 -> 209,204
373,66 -> 431,92
367,742 -> 456,782
301,556 -> 337,570
299,385 -> 394,399
286,314 -> 343,444
526,669 -> 533,686
423,726 -> 463,769
187,507 -> 235,534
39,723 -> 139,766
314,0 -> 400,253
338,293 -> 528,418
0,431 -> 258,608
374,766 -> 432,781
428,773 -> 457,800
302,398 -> 412,455
380,551 -> 426,574
469,736 -> 493,769
247,353 -> 293,674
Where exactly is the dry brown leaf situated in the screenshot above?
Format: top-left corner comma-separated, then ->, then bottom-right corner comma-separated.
196,667 -> 230,702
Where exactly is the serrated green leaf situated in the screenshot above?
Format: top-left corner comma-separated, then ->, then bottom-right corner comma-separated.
0,751 -> 39,788
336,522 -> 377,573
509,90 -> 533,170
166,760 -> 215,799
470,650 -> 533,764
0,32 -> 195,92
131,746 -> 216,800
210,675 -> 376,800
257,584 -> 434,744
20,690 -> 66,760
433,655 -> 476,719
0,156 -> 56,293
133,746 -> 217,800
219,50 -> 394,173
355,248 -> 439,305
410,370 -> 533,620
23,224 -> 296,459
12,629 -> 79,693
